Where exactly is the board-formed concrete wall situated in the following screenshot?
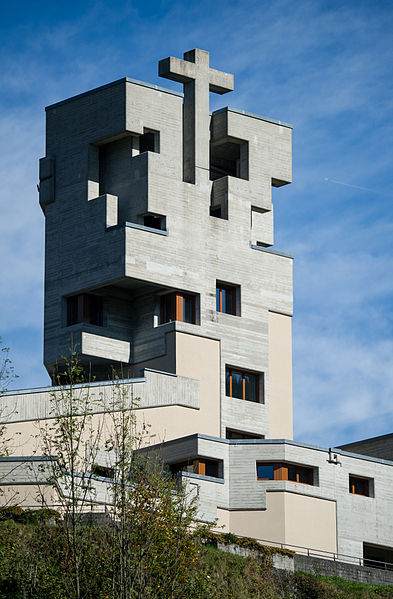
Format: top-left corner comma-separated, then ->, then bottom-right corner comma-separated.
40,53 -> 294,441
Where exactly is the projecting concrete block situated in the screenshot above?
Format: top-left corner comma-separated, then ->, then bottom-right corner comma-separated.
81,332 -> 131,363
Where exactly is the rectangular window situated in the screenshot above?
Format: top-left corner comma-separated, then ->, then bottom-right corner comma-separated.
216,282 -> 238,315
169,457 -> 221,479
349,475 -> 371,496
226,367 -> 260,402
257,462 -> 314,485
160,292 -> 196,324
226,429 -> 264,440
66,294 -> 103,327
143,213 -> 165,230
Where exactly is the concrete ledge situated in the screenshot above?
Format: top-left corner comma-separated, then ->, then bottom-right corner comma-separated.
250,243 -> 294,260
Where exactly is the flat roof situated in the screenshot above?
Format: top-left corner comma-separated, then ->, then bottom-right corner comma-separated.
213,106 -> 293,129
45,76 -> 183,111
144,432 -> 393,467
45,78 -> 293,130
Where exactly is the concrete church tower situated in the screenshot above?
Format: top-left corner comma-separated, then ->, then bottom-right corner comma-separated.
39,48 -> 293,441
4,50 -> 393,568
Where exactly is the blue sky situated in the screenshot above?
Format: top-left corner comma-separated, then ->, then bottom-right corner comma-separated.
1,0 -> 393,448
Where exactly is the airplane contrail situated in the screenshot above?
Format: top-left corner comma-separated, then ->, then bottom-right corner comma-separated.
324,178 -> 383,195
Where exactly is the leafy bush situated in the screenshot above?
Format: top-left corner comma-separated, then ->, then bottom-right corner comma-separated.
0,505 -> 24,522
0,506 -> 60,524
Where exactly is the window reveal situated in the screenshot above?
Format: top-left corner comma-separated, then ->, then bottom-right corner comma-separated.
66,294 -> 103,327
160,292 -> 196,324
257,462 -> 314,485
349,475 -> 371,496
226,368 -> 259,402
216,282 -> 237,315
169,458 -> 220,479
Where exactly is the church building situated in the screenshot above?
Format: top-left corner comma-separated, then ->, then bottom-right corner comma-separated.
1,49 -> 393,571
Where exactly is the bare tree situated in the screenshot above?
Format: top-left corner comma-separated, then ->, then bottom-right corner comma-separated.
104,373 -> 201,599
37,352 -> 105,599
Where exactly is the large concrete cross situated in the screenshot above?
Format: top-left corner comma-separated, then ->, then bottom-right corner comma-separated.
159,49 -> 234,184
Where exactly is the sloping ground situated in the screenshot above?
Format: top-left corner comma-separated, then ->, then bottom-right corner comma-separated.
0,520 -> 393,599
201,547 -> 393,599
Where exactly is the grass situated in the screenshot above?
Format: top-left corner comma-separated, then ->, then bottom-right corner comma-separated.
0,520 -> 393,598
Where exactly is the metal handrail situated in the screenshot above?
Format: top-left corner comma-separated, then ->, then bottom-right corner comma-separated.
230,532 -> 393,571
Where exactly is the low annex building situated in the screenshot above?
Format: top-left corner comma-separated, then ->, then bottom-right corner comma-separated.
1,49 -> 393,570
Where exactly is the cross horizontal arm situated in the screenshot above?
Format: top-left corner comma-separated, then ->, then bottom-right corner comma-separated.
209,68 -> 234,95
158,56 -> 197,84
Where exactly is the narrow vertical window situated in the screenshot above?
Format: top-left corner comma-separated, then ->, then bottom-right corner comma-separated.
216,282 -> 238,315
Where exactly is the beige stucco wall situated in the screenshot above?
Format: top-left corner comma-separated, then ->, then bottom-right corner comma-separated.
130,332 -> 221,443
268,311 -> 293,439
220,492 -> 286,543
1,333 -> 221,454
0,484 -> 56,507
283,491 -> 337,553
217,490 -> 337,554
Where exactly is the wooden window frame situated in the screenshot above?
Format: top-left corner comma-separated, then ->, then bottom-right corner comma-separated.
169,457 -> 220,479
226,367 -> 260,403
216,282 -> 238,315
349,475 -> 371,497
160,291 -> 196,324
257,462 -> 314,486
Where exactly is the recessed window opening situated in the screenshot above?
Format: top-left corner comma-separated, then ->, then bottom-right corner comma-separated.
92,464 -> 114,479
257,462 -> 314,486
139,129 -> 159,154
160,291 -> 197,325
67,294 -> 103,327
169,458 -> 222,479
143,213 -> 165,230
349,475 -> 372,497
210,205 -> 222,218
363,543 -> 393,570
226,429 -> 264,440
216,282 -> 238,315
226,367 -> 261,403
210,140 -> 248,181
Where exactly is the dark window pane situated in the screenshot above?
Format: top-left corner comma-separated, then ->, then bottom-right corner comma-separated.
205,460 -> 219,477
231,370 -> 243,399
67,294 -> 102,327
298,468 -> 313,485
144,214 -> 162,230
244,373 -> 257,402
89,296 -> 103,326
287,466 -> 297,482
139,131 -> 156,153
216,284 -> 236,314
161,294 -> 173,323
226,370 -> 231,396
183,295 -> 194,323
67,296 -> 78,326
225,288 -> 233,314
257,464 -> 274,480
350,476 -> 369,496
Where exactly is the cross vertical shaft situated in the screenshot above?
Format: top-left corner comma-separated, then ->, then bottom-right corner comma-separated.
159,49 -> 234,184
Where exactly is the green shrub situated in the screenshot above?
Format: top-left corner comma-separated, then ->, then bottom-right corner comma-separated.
0,505 -> 24,522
